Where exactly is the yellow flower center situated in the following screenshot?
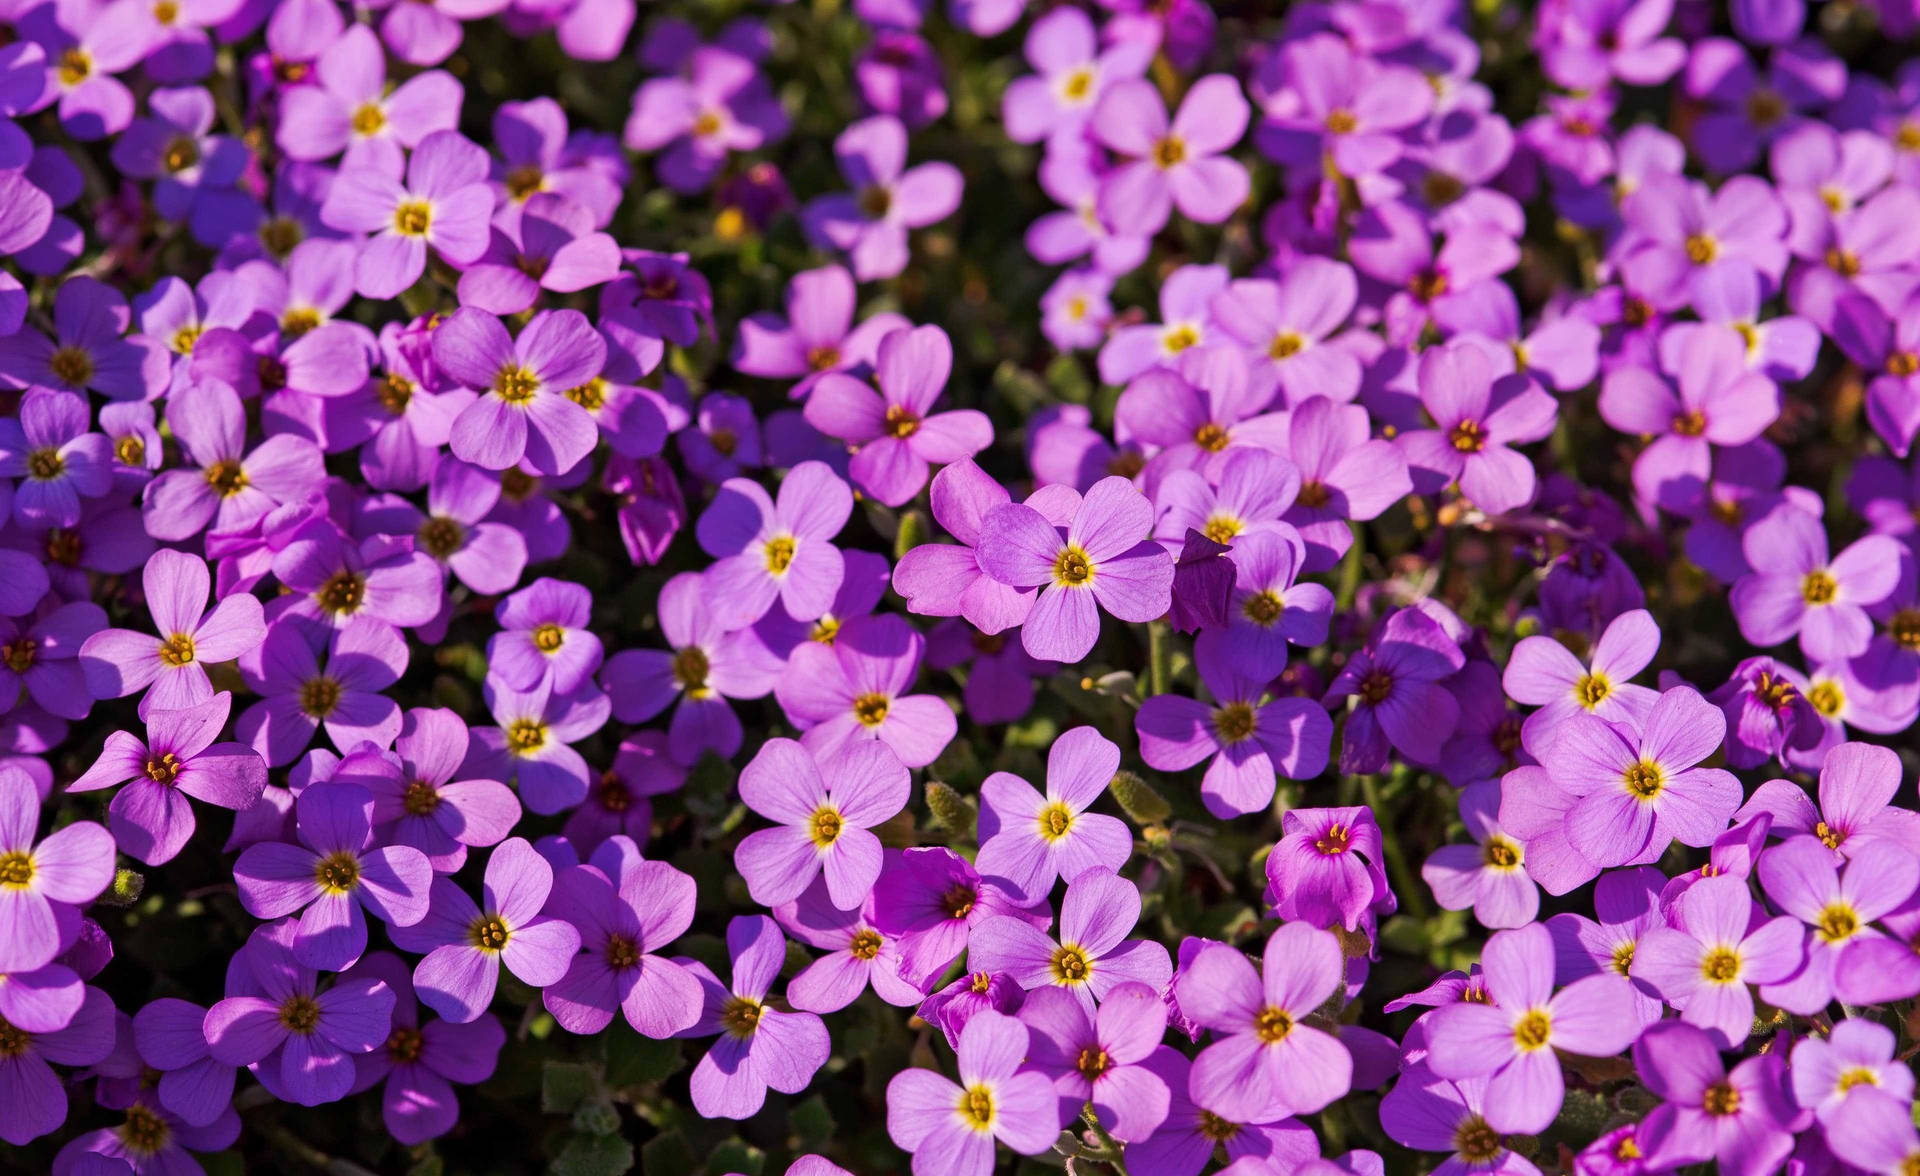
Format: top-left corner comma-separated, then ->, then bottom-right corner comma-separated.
1269,331 -> 1305,360
316,571 -> 366,616
1453,1116 -> 1503,1163
1575,672 -> 1611,707
386,1026 -> 424,1063
1801,570 -> 1837,605
850,929 -> 883,960
57,48 -> 91,86
299,675 -> 342,718
1482,835 -> 1522,869
1037,802 -> 1075,842
49,345 -> 93,386
1701,947 -> 1741,983
1198,1111 -> 1240,1142
278,994 -> 322,1034
808,805 -> 844,848
494,364 -> 539,404
1060,67 -> 1095,102
1807,681 -> 1843,717
1202,514 -> 1241,544
378,374 -> 415,416
1076,1045 -> 1110,1079
418,516 -> 464,559
1212,702 -> 1257,744
1816,903 -> 1860,943
469,914 -> 510,952
159,633 -> 196,667
118,1103 -> 171,1156
281,307 -> 322,338
1684,233 -> 1718,264
0,851 -> 34,888
313,851 -> 360,894
1623,760 -> 1663,800
1325,108 -> 1359,134
1702,1081 -> 1741,1116
605,933 -> 641,969
1315,824 -> 1351,855
1050,943 -> 1091,984
720,995 -> 761,1038
1512,1009 -> 1552,1051
26,448 -> 63,480
145,753 -> 182,785
205,459 -> 249,497
393,200 -> 432,237
764,535 -> 797,575
957,1083 -> 995,1130
1053,545 -> 1094,587
162,135 -> 199,173
1152,135 -> 1187,168
351,103 -> 386,136
505,164 -> 544,201
1448,419 -> 1486,453
506,718 -> 547,756
564,378 -> 606,411
1254,1005 -> 1293,1044
883,404 -> 920,439
402,779 -> 440,816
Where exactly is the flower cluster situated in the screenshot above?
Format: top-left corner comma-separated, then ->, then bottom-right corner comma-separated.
2,0 -> 1920,1173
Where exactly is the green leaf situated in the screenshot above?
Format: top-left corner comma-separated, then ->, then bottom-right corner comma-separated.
641,1131 -> 698,1175
790,1095 -> 835,1143
707,1138 -> 766,1176
550,1133 -> 635,1176
572,1099 -> 622,1136
541,1060 -> 603,1115
605,1030 -> 683,1086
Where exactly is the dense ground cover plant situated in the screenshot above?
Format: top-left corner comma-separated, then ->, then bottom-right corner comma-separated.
1,0 -> 1920,1172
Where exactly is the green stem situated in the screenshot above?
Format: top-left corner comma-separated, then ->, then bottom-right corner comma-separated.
1361,774 -> 1430,921
1336,521 -> 1366,612
1147,621 -> 1171,699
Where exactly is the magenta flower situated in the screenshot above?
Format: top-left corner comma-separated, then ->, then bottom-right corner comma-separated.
1264,806 -> 1393,932
1398,341 -> 1557,516
0,600 -> 104,721
433,307 -> 606,476
733,264 -> 909,399
1543,867 -> 1667,1028
1000,6 -> 1153,144
388,837 -> 581,1024
0,765 -> 113,974
1790,1018 -> 1913,1127
232,780 -> 433,971
1128,1047 -> 1320,1176
977,475 -> 1172,663
625,48 -> 787,194
1175,924 -> 1351,1123
235,616 -> 406,767
375,458 -> 529,597
343,951 -> 505,1145
270,519 -> 442,632
1543,685 -> 1743,867
892,460 -> 1058,635
870,848 -> 1044,988
1278,397 -> 1413,571
968,868 -> 1173,1015
1630,1021 -> 1796,1176
775,614 -> 957,769
802,115 -> 962,282
1424,923 -> 1640,1134
276,25 -> 461,170
1017,983 -> 1169,1142
681,915 -> 830,1119
1091,75 -> 1249,234
973,725 -> 1132,903
775,874 -> 925,1013
456,193 -> 620,316
1379,1065 -> 1534,1176
320,130 -> 494,299
885,1008 -> 1061,1176
1621,174 -> 1789,303
543,855 -> 703,1038
203,922 -> 396,1107
599,570 -> 782,765
696,460 -> 854,628
1137,629 -> 1331,818
1631,874 -> 1806,1048
805,325 -> 989,507
0,389 -> 111,529
735,737 -> 908,910
66,691 -> 266,865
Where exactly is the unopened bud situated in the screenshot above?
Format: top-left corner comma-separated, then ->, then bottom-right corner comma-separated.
1107,770 -> 1171,825
925,781 -> 975,839
894,510 -> 929,559
101,867 -> 144,908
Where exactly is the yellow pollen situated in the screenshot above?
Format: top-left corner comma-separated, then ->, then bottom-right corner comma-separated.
1802,570 -> 1837,605
942,883 -> 977,919
764,535 -> 796,575
162,135 -> 199,173
57,49 -> 90,86
493,365 -> 539,404
532,623 -> 566,653
171,325 -> 202,355
1076,1046 -> 1110,1078
1888,351 -> 1920,378
386,1025 -> 424,1063
393,200 -> 432,236
1202,515 -> 1241,544
278,994 -> 321,1033
402,780 -> 440,816
604,933 -> 641,969
204,458 -> 248,497
1053,545 -> 1094,587
564,378 -> 606,411
1448,419 -> 1486,453
1808,681 -> 1843,717
1242,590 -> 1283,626
1623,760 -> 1663,800
1163,324 -> 1200,353
692,110 -> 723,138
806,345 -> 841,371
1269,331 -> 1305,360
1702,1081 -> 1741,1116
1061,67 -> 1095,102
1701,947 -> 1741,983
506,718 -> 547,756
1212,702 -> 1257,744
2,639 -> 36,674
505,164 -> 544,201
808,805 -> 844,848
299,675 -> 342,718
377,374 -> 414,415
281,308 -> 322,338
849,929 -> 882,960
1453,1116 -> 1503,1163
1836,1067 -> 1879,1093
1253,1005 -> 1292,1044
1152,135 -> 1186,168
158,633 -> 196,667
1816,903 -> 1860,943
720,995 -> 761,1038
1684,234 -> 1718,264
1037,802 -> 1075,842
49,345 -> 94,387
1357,669 -> 1392,705
118,1103 -> 171,1156
1050,943 -> 1091,984
1512,1009 -> 1551,1051
315,571 -> 365,616
883,404 -> 920,439
1611,942 -> 1635,975
957,1083 -> 995,1130
1889,609 -> 1920,652
313,851 -> 360,893
1315,824 -> 1351,855
351,103 -> 386,136
26,448 -> 63,480
418,516 -> 464,559
852,692 -> 890,727
1198,1111 -> 1240,1142
144,753 -> 182,785
469,914 -> 510,952
0,851 -> 33,888
1575,672 -> 1611,708
1815,820 -> 1845,850
1483,836 -> 1521,869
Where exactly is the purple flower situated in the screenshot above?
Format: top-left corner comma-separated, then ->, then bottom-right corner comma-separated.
0,984 -> 114,1144
0,389 -> 112,529
320,130 -> 494,299
1539,0 -> 1685,89
885,1008 -> 1061,1176
1736,741 -> 1920,860
1018,982 -> 1170,1142
893,459 -> 1049,635
1731,505 -> 1902,661
233,780 -> 433,971
1398,341 -> 1557,516
733,264 -> 908,398
1091,75 -> 1250,234
968,867 -> 1173,1016
434,307 -> 606,476
1543,867 -> 1667,1028
275,25 -> 461,171
1420,780 -> 1540,930
67,690 -> 265,865
456,193 -> 621,315
361,706 -> 521,872
388,837 -> 581,1024
977,475 -> 1173,663
468,677 -> 609,815
681,915 -> 830,1119
697,460 -> 853,628
108,85 -> 248,223
1755,835 -> 1918,1012
1620,175 -> 1789,304
1175,924 -> 1351,1123
343,951 -> 505,1145
1379,1064 -> 1537,1176
1790,1017 -> 1913,1127
1255,34 -> 1434,177
1324,607 -> 1466,774
1542,685 -> 1742,867
1001,7 -> 1151,144
202,920 -> 397,1106
542,854 -> 703,1037
973,725 -> 1132,903
625,48 -> 787,194
487,577 -> 604,695
1823,1089 -> 1920,1175
1502,608 -> 1660,748
600,571 -> 781,765
775,613 -> 956,769
735,737 -> 908,910
131,997 -> 236,1126
270,519 -> 442,632
1278,396 -> 1412,571
1128,1047 -> 1320,1176
1136,628 -> 1331,818
1630,1020 -> 1798,1176
0,277 -> 166,402
1630,874 -> 1805,1048
775,874 -> 925,1013
805,325 -> 990,507
0,600 -> 105,721
1424,923 -> 1640,1133
142,376 -> 326,543
802,115 -> 961,281
235,616 -> 406,766
0,765 -> 113,974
